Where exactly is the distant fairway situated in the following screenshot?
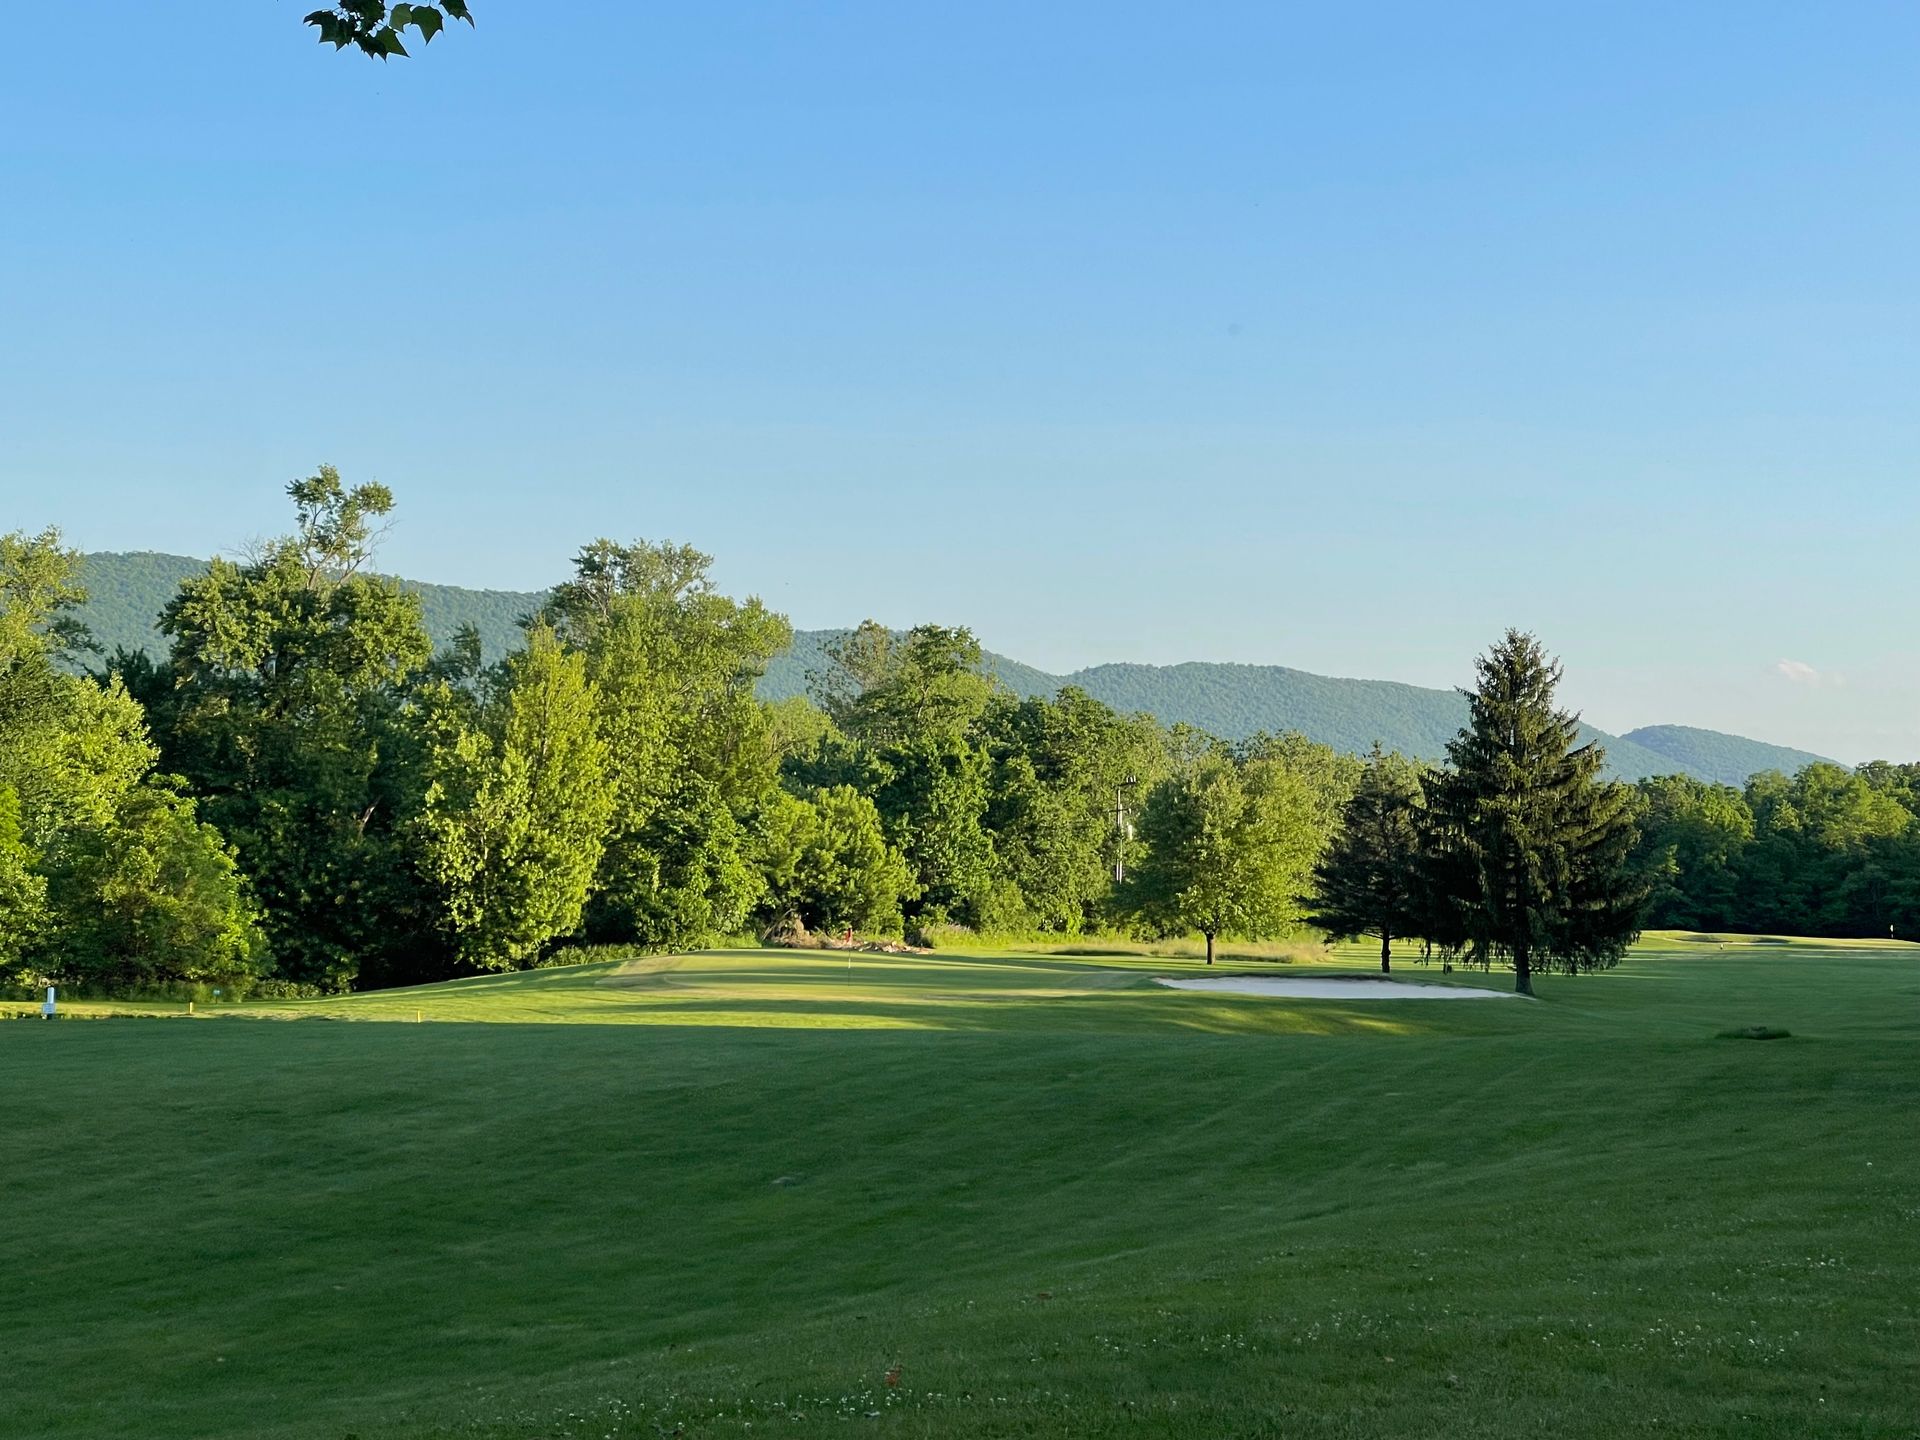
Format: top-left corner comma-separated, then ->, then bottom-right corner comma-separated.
3,936 -> 1916,1438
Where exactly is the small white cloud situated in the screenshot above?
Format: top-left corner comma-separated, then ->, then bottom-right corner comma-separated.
1774,659 -> 1842,688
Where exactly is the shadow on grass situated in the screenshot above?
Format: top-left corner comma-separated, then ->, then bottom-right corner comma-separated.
241,989 -> 1490,1040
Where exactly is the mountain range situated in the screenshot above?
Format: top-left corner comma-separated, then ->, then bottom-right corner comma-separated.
70,552 -> 1832,786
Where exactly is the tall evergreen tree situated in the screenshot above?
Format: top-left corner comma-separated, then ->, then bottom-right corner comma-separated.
1424,630 -> 1644,995
1307,744 -> 1425,972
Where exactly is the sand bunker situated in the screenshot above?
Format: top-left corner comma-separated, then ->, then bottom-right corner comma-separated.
1155,975 -> 1518,1000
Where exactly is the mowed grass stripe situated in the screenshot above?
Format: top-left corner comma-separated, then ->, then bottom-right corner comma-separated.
2,942 -> 1915,1437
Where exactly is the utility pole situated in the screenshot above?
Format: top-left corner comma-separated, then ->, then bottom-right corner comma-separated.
1114,776 -> 1138,884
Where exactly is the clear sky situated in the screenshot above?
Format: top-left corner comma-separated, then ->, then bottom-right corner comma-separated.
3,3 -> 1918,762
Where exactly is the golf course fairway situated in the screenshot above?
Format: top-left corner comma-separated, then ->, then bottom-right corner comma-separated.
3,934 -> 1914,1438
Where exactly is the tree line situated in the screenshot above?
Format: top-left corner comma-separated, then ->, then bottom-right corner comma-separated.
1635,762 -> 1920,938
11,468 -> 1885,1003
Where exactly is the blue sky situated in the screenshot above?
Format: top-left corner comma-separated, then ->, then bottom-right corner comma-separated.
3,3 -> 1918,761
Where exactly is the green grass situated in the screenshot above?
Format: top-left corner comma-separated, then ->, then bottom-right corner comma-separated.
3,935 -> 1917,1438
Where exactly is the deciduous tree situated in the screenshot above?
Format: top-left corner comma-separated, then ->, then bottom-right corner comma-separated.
543,538 -> 792,948
756,785 -> 916,936
153,470 -> 435,989
0,788 -> 47,978
983,687 -> 1167,934
418,625 -> 612,969
806,624 -> 999,926
0,530 -> 265,990
1124,749 -> 1321,964
39,786 -> 264,991
1632,775 -> 1754,930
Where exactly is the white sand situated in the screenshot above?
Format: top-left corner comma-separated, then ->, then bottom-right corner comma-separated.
1155,975 -> 1518,1000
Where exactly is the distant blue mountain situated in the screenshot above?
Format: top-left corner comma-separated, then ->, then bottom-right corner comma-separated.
1618,725 -> 1833,787
764,637 -> 1735,782
74,554 -> 1830,784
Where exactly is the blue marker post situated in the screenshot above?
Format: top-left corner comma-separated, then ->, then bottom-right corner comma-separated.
40,985 -> 55,1020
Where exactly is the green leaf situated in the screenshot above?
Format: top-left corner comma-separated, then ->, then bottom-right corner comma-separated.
389,3 -> 414,30
304,12 -> 348,48
376,25 -> 410,57
413,7 -> 444,42
442,0 -> 474,24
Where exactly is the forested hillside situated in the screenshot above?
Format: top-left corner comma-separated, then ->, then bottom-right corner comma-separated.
76,553 -> 1827,784
76,552 -> 541,664
1620,724 -> 1830,787
1035,663 -> 1687,781
767,643 -> 1757,781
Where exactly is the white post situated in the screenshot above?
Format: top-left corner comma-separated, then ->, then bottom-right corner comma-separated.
41,985 -> 56,1020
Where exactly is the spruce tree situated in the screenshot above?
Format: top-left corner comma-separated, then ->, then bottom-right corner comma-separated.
1425,630 -> 1644,995
1306,744 -> 1424,972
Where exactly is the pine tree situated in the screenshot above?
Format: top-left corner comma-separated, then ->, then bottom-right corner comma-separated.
1307,744 -> 1425,973
1424,630 -> 1645,995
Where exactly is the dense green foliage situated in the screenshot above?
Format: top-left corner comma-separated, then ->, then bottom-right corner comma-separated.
1121,745 -> 1330,963
756,784 -> 915,935
37,484 -> 1395,989
1306,744 -> 1427,971
143,471 -> 437,990
1634,760 -> 1920,937
18,488 -> 1912,996
37,786 -> 263,990
417,626 -> 613,970
543,538 -> 795,950
304,1 -> 472,59
0,788 -> 47,972
796,623 -> 1002,928
5,939 -> 1915,1439
0,533 -> 263,994
75,555 -> 1826,786
981,687 -> 1167,932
